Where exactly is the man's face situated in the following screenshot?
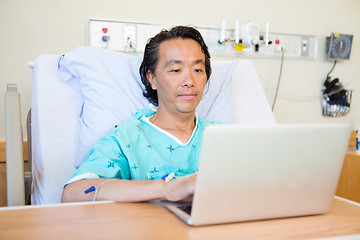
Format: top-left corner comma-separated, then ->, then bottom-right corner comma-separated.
147,38 -> 207,116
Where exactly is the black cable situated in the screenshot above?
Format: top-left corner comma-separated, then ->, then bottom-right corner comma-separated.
327,60 -> 337,78
272,47 -> 284,111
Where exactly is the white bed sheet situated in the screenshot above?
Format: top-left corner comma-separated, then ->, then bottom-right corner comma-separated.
31,55 -> 81,204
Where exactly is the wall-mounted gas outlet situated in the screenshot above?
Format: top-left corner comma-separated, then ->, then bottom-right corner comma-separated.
301,37 -> 310,57
123,25 -> 137,51
88,19 -> 168,52
88,20 -> 124,51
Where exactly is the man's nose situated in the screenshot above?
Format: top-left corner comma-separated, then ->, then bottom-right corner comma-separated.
182,69 -> 195,87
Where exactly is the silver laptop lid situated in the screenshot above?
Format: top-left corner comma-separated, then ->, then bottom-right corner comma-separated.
191,124 -> 351,226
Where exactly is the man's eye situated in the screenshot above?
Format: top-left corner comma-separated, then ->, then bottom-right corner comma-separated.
195,69 -> 204,73
170,69 -> 180,73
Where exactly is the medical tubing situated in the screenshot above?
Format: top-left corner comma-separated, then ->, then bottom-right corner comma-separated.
92,179 -> 118,201
272,46 -> 284,111
327,60 -> 337,78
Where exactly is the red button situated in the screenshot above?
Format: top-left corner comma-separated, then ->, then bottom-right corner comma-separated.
275,39 -> 280,44
102,28 -> 108,33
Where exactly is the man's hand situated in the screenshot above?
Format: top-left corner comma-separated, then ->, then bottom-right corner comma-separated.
162,173 -> 197,202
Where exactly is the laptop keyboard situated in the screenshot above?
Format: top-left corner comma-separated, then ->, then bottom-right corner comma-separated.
178,205 -> 192,215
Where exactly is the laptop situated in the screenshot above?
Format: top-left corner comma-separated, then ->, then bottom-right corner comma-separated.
155,124 -> 351,226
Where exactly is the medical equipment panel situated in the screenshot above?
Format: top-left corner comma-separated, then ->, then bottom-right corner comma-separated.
87,18 -> 318,60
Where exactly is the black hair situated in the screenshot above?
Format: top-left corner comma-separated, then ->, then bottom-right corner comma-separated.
139,26 -> 211,106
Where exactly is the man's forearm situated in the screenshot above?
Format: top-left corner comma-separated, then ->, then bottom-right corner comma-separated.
61,173 -> 196,203
61,178 -> 166,203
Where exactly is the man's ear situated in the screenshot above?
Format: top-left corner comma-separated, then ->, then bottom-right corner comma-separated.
146,71 -> 157,90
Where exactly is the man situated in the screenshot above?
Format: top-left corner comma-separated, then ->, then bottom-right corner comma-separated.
61,26 -> 219,203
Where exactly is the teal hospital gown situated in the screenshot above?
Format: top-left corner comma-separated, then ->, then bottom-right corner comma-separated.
68,109 -> 220,183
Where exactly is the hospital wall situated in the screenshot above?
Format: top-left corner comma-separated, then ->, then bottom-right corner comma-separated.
0,0 -> 360,140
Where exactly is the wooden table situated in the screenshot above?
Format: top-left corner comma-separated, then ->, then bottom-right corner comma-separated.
0,198 -> 360,240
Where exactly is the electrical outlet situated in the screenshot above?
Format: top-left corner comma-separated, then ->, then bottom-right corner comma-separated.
267,34 -> 316,59
292,39 -> 300,55
270,34 -> 302,57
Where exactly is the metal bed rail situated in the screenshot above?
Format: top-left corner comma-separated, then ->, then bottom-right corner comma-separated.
5,84 -> 31,206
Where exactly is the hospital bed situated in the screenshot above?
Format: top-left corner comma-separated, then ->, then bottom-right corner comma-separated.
5,46 -> 275,205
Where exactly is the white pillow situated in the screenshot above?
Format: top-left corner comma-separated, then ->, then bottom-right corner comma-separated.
58,46 -> 150,168
58,46 -> 275,168
197,60 -> 238,123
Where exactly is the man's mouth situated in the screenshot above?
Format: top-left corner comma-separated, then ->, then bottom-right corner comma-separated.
178,92 -> 197,100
